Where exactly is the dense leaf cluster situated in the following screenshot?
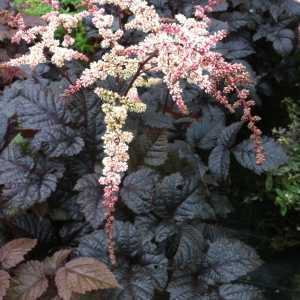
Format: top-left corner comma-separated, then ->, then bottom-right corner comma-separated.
0,61 -> 287,299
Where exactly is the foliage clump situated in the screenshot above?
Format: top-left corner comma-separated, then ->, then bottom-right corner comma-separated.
0,0 -> 295,299
266,98 -> 300,215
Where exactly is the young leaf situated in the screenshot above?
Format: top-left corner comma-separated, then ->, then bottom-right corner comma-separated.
55,257 -> 119,300
120,168 -> 159,214
74,174 -> 105,229
144,131 -> 168,167
7,261 -> 48,300
0,238 -> 37,269
233,137 -> 288,174
204,238 -> 262,284
0,270 -> 10,299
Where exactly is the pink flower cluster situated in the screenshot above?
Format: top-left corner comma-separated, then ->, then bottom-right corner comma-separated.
5,0 -> 265,262
8,12 -> 89,67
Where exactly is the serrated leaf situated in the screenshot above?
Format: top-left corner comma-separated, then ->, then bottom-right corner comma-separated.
233,137 -> 288,174
75,230 -> 108,264
59,222 -> 92,245
31,125 -> 84,158
10,214 -> 56,246
0,238 -> 37,269
167,269 -> 209,300
171,224 -> 206,268
168,140 -> 208,179
204,238 -> 262,284
0,270 -> 10,299
73,90 -> 104,159
272,29 -> 295,56
74,174 -> 105,229
155,221 -> 177,243
112,266 -> 155,300
154,173 -> 187,217
224,12 -> 252,31
208,145 -> 230,180
140,253 -> 168,290
0,146 -> 65,209
218,122 -> 242,148
113,221 -> 140,257
174,189 -> 216,222
7,261 -> 48,300
135,214 -> 158,237
17,85 -> 71,130
186,105 -> 225,150
144,131 -> 168,167
219,284 -> 265,300
55,257 -> 119,300
120,168 -> 159,214
217,38 -> 255,59
44,249 -> 72,275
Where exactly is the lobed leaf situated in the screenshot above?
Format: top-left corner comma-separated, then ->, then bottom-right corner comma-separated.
204,238 -> 262,284
31,125 -> 84,158
74,174 -> 105,229
219,284 -> 265,300
0,270 -> 10,299
120,168 -> 159,214
174,190 -> 216,222
55,257 -> 119,300
0,238 -> 37,269
7,261 -> 48,300
44,249 -> 72,275
208,145 -> 230,181
144,131 -> 168,167
233,137 -> 288,174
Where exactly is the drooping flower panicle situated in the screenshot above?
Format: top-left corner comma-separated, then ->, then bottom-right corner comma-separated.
5,0 -> 265,263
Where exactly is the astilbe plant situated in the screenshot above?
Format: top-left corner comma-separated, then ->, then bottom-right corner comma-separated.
6,0 -> 265,263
